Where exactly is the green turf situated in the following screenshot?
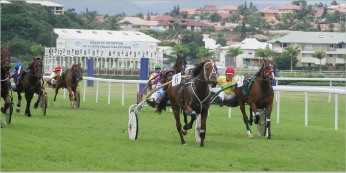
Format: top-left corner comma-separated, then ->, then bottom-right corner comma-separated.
1,82 -> 345,172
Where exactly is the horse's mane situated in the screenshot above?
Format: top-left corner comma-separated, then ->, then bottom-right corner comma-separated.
192,61 -> 207,77
254,65 -> 263,77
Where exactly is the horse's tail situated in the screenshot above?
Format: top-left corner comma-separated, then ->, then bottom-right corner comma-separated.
155,93 -> 169,114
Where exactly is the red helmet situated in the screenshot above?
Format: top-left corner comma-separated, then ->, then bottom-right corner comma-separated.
226,67 -> 235,75
55,66 -> 62,71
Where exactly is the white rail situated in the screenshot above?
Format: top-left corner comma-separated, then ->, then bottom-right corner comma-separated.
43,76 -> 345,130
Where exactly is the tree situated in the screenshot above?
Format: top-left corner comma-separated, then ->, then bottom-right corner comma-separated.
216,37 -> 227,46
105,15 -> 121,30
311,50 -> 326,73
172,44 -> 189,56
255,48 -> 275,59
283,45 -> 301,72
331,1 -> 338,5
226,46 -> 243,67
30,44 -> 44,58
196,47 -> 214,59
180,31 -> 204,47
146,11 -> 151,20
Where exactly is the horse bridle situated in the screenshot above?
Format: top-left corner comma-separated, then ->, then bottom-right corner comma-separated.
262,61 -> 275,82
198,60 -> 217,83
72,65 -> 83,80
29,59 -> 43,78
1,48 -> 11,71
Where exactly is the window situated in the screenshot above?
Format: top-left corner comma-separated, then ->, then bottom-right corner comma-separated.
135,32 -> 141,35
282,43 -> 287,48
337,54 -> 343,58
62,30 -> 67,33
92,31 -> 97,34
248,52 -> 252,55
107,32 -> 113,34
328,54 -> 333,57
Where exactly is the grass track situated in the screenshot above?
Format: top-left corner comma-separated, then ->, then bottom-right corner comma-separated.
1,82 -> 345,171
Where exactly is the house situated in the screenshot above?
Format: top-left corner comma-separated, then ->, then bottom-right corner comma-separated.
257,6 -> 279,19
218,38 -> 271,68
218,5 -> 237,14
267,32 -> 346,67
26,0 -> 64,14
95,16 -> 107,23
155,19 -> 208,32
119,17 -> 158,29
199,5 -> 218,13
312,6 -> 324,18
179,8 -> 199,15
278,4 -> 300,17
203,34 -> 220,49
218,12 -> 231,19
151,15 -> 173,21
200,20 -> 214,27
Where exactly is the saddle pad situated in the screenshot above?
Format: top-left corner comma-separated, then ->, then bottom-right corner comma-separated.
242,75 -> 256,96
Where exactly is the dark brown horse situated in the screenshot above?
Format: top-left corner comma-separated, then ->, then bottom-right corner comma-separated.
53,63 -> 83,107
1,47 -> 12,124
234,58 -> 275,139
16,58 -> 44,117
173,54 -> 187,75
156,59 -> 218,146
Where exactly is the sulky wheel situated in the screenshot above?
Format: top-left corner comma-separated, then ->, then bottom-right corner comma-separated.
41,95 -> 47,116
76,91 -> 80,108
128,110 -> 138,140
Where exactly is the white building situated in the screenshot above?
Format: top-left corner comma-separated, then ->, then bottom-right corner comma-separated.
44,29 -> 162,73
218,38 -> 271,68
203,34 -> 220,49
26,0 -> 64,15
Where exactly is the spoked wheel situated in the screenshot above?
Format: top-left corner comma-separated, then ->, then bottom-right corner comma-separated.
76,91 -> 80,108
128,110 -> 138,140
5,95 -> 13,124
41,94 -> 47,116
194,114 -> 201,142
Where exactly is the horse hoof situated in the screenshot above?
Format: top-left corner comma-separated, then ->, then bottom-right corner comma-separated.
248,134 -> 254,139
33,103 -> 38,109
182,143 -> 188,146
16,108 -> 20,113
182,129 -> 188,135
25,113 -> 31,117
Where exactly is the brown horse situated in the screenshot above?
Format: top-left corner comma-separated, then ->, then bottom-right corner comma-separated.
173,54 -> 187,75
156,59 -> 218,147
1,47 -> 12,125
53,63 -> 83,107
234,58 -> 275,139
16,58 -> 44,117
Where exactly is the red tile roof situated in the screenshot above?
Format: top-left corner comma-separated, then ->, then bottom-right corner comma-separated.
258,6 -> 279,13
200,5 -> 218,11
219,5 -> 237,11
312,6 -> 324,18
151,15 -> 173,21
278,4 -> 300,10
218,12 -> 231,19
226,41 -> 239,46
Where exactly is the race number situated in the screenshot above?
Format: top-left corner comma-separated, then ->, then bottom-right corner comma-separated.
237,76 -> 244,87
172,72 -> 181,87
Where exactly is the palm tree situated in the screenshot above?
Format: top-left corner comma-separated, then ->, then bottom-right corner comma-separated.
172,44 -> 189,56
105,15 -> 122,30
226,46 -> 243,67
284,45 -> 300,72
311,50 -> 326,73
196,47 -> 214,59
255,48 -> 275,59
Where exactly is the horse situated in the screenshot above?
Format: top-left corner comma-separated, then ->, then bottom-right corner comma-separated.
1,46 -> 12,125
53,63 -> 83,107
234,58 -> 275,139
155,59 -> 218,147
15,58 -> 44,117
173,54 -> 187,75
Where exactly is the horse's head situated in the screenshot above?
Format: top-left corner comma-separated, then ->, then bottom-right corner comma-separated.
261,58 -> 275,85
193,59 -> 218,84
175,54 -> 187,75
31,58 -> 43,79
72,63 -> 83,81
1,46 -> 11,71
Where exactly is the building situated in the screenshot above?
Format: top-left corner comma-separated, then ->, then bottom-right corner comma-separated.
257,6 -> 279,19
44,28 -> 162,73
218,38 -> 271,68
119,17 -> 158,30
218,5 -> 237,14
278,4 -> 300,17
26,0 -> 64,14
203,34 -> 220,49
155,19 -> 208,32
267,32 -> 346,67
199,5 -> 218,13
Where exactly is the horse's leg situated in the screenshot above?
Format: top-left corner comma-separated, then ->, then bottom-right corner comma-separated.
171,101 -> 187,145
66,86 -> 75,106
33,89 -> 43,109
53,86 -> 60,101
199,111 -> 208,147
16,90 -> 22,113
239,101 -> 253,138
265,103 -> 274,140
1,94 -> 10,115
249,102 -> 260,124
25,92 -> 33,117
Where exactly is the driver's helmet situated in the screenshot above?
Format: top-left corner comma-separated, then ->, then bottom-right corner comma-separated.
154,64 -> 161,69
226,66 -> 235,75
161,68 -> 174,77
54,66 -> 62,72
14,62 -> 23,69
